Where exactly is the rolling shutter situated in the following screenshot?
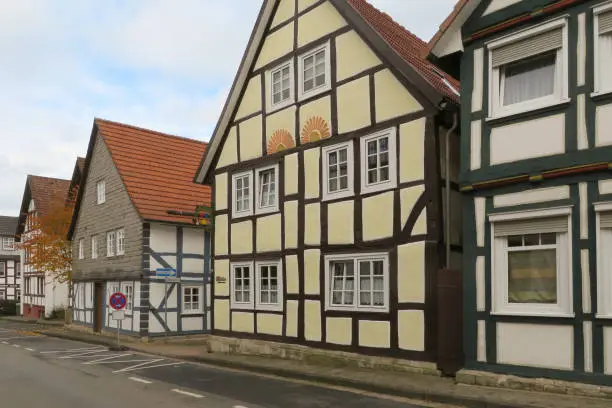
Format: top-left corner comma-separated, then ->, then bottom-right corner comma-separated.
599,10 -> 612,35
491,28 -> 563,68
600,212 -> 612,228
493,216 -> 568,237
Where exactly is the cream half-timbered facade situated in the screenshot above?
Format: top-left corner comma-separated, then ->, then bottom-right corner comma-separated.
196,0 -> 461,366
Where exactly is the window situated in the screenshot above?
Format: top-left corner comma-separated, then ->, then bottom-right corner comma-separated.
2,237 -> 14,250
256,261 -> 283,311
91,235 -> 98,259
0,291 -> 5,300
78,239 -> 84,260
232,171 -> 253,218
322,142 -> 354,201
15,263 -> 20,278
255,165 -> 279,214
595,202 -> 612,317
122,283 -> 133,312
15,289 -> 20,302
269,60 -> 294,111
116,229 -> 125,255
183,286 -> 202,313
595,3 -> 612,94
107,231 -> 116,257
0,262 -> 4,278
360,128 -> 397,194
487,17 -> 568,118
230,262 -> 254,309
324,253 -> 389,312
37,277 -> 44,295
96,180 -> 106,204
298,42 -> 331,99
490,206 -> 572,316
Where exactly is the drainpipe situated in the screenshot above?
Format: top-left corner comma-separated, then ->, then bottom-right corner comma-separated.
445,110 -> 459,269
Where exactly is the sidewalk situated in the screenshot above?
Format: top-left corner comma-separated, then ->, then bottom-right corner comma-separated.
1,315 -> 65,326
33,326 -> 612,408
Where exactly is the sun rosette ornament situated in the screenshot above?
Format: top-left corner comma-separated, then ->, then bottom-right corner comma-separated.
300,116 -> 330,144
267,129 -> 295,154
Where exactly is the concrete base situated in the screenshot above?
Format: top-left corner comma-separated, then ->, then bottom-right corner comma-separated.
457,369 -> 612,399
154,334 -> 440,376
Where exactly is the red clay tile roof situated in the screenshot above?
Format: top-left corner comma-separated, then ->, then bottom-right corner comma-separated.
28,175 -> 71,218
427,0 -> 470,54
95,119 -> 211,225
347,0 -> 460,102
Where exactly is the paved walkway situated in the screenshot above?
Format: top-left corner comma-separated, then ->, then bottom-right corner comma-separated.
4,317 -> 612,408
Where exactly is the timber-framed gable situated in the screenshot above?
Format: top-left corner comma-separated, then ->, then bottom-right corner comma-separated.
198,0 -> 462,370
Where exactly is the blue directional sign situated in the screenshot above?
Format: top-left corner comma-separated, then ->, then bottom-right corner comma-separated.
155,268 -> 177,277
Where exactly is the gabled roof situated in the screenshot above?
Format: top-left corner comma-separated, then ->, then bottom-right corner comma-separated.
69,119 -> 211,238
427,0 -> 474,57
0,216 -> 18,237
16,175 -> 71,239
195,0 -> 460,184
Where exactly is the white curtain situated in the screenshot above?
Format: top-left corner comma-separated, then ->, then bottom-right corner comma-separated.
503,55 -> 555,105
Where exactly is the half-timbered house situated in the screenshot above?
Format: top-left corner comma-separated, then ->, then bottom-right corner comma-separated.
16,175 -> 71,318
69,119 -> 212,338
0,216 -> 20,302
429,0 -> 612,386
194,0 -> 462,371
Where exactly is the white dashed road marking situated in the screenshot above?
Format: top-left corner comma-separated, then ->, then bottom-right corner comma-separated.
12,344 -> 20,348
1,341 -> 8,345
129,377 -> 153,384
233,406 -> 249,408
83,353 -> 133,365
114,361 -> 184,373
171,389 -> 204,399
25,348 -> 35,352
41,347 -> 104,354
111,359 -> 164,373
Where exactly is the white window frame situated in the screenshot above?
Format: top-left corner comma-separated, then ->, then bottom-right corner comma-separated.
322,141 -> 354,201
489,206 -> 573,317
230,262 -> 255,310
486,17 -> 569,120
122,283 -> 133,313
2,237 -> 14,250
595,202 -> 612,317
232,171 -> 254,219
298,41 -> 331,100
182,285 -> 203,314
255,260 -> 283,311
96,180 -> 106,204
78,239 -> 84,260
91,235 -> 98,259
255,164 -> 279,215
593,1 -> 612,96
116,228 -> 125,256
267,59 -> 294,113
360,127 -> 397,195
0,262 -> 4,278
107,231 -> 116,257
324,252 -> 390,313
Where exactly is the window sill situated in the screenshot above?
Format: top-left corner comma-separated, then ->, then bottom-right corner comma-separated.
322,190 -> 355,202
485,98 -> 571,125
591,90 -> 612,101
298,83 -> 331,103
254,206 -> 279,217
255,304 -> 283,312
326,305 -> 389,313
232,211 -> 253,219
230,303 -> 254,311
360,181 -> 397,196
267,99 -> 294,115
490,311 -> 575,318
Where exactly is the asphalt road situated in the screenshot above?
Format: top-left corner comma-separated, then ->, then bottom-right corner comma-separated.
0,320 -> 439,408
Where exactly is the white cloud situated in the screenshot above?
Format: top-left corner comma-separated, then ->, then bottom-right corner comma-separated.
0,0 -> 456,216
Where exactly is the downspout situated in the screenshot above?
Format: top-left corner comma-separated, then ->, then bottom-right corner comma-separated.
445,110 -> 459,268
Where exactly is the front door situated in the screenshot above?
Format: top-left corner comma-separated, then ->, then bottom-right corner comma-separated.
93,282 -> 104,332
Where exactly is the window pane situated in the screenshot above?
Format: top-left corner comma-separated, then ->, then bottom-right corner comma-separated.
507,235 -> 522,247
502,53 -> 556,106
368,169 -> 377,184
339,175 -> 348,190
541,232 -> 556,245
304,79 -> 314,91
600,33 -> 612,91
508,249 -> 557,304
328,179 -> 338,192
523,234 -> 539,246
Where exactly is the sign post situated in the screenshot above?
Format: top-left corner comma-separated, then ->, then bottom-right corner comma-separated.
109,292 -> 127,351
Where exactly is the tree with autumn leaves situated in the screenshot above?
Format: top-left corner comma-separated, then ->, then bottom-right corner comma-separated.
18,186 -> 77,284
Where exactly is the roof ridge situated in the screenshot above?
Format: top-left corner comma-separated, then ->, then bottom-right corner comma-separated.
28,174 -> 71,183
95,118 -> 208,146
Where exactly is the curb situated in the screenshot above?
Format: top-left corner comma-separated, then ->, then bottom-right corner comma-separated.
37,329 -> 526,408
0,316 -> 64,326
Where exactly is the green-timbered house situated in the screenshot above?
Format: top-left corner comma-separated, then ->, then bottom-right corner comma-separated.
430,0 -> 612,385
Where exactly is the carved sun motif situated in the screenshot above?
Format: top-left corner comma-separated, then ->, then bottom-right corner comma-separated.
300,116 -> 330,144
267,129 -> 295,154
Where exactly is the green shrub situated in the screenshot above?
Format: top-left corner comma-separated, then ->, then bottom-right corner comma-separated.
0,300 -> 19,316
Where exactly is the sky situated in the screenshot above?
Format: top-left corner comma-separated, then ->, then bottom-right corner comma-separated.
0,0 -> 456,216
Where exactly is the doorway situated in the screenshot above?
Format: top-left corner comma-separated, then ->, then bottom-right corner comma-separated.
93,282 -> 104,332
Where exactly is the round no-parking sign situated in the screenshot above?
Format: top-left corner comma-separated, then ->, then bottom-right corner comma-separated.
109,292 -> 127,310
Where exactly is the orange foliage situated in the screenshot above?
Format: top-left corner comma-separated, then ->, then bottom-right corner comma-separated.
18,187 -> 76,284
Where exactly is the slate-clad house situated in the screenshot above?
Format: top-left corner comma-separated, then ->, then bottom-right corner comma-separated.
16,175 -> 71,318
0,216 -> 20,302
69,119 -> 212,338
430,0 -> 612,384
194,0 -> 462,369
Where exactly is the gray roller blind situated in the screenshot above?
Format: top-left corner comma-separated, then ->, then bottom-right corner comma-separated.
493,216 -> 568,237
601,212 -> 612,228
600,10 -> 612,35
491,28 -> 563,67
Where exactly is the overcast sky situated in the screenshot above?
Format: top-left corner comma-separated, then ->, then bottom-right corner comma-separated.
0,0 -> 455,216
